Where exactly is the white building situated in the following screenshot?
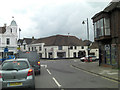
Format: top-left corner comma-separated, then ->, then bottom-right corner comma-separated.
18,35 -> 99,59
0,19 -> 18,58
27,35 -> 88,59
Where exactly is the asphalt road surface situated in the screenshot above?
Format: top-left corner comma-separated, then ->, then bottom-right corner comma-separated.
35,59 -> 118,89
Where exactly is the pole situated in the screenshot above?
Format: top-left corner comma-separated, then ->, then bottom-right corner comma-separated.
68,33 -> 70,58
87,18 -> 90,62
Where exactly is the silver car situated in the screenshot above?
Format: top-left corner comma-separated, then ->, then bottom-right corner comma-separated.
0,58 -> 35,89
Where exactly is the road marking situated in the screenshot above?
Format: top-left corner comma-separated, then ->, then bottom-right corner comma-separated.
47,69 -> 51,75
71,65 -> 119,83
102,77 -> 119,83
52,77 -> 61,88
41,64 -> 47,68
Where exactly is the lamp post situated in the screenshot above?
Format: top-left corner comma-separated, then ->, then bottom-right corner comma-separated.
82,18 -> 90,62
68,33 -> 70,58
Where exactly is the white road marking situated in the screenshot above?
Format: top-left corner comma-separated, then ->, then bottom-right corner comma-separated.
47,69 -> 51,75
52,77 -> 61,88
41,64 -> 47,68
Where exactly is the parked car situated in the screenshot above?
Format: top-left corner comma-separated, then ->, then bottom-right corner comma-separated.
80,55 -> 99,62
1,58 -> 35,89
17,51 -> 41,75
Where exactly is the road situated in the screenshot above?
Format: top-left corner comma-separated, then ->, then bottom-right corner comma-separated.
35,59 -> 118,89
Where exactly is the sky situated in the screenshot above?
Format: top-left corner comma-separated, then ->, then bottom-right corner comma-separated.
0,0 -> 112,41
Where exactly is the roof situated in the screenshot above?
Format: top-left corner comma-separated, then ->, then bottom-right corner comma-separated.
0,27 -> 6,34
18,38 -> 36,45
31,35 -> 86,46
104,1 -> 120,12
92,1 -> 120,19
83,40 -> 92,46
89,42 -> 99,49
10,20 -> 17,26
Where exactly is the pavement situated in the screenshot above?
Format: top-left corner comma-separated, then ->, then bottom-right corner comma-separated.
72,60 -> 119,82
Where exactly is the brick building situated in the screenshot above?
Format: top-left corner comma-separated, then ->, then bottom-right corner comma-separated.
92,1 -> 120,68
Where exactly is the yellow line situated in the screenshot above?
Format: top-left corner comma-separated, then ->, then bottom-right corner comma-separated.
71,65 -> 119,83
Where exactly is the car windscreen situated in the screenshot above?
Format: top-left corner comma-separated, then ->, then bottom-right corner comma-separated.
2,61 -> 29,70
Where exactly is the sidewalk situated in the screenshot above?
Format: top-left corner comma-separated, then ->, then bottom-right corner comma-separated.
72,60 -> 119,82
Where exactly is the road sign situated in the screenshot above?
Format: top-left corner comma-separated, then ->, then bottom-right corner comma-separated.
4,47 -> 8,52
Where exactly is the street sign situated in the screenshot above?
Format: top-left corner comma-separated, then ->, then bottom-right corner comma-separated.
4,47 -> 8,52
17,47 -> 21,50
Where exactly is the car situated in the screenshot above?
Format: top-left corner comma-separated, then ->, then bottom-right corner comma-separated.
17,51 -> 41,75
0,59 -> 35,89
80,55 -> 99,62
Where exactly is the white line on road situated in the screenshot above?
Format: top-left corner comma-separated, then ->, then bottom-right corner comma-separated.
41,64 -> 47,68
52,77 -> 61,88
47,69 -> 51,75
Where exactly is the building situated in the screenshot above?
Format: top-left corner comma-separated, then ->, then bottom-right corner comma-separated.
89,42 -> 99,58
0,19 -> 18,58
23,35 -> 99,59
29,35 -> 88,59
92,1 -> 120,68
18,37 -> 35,51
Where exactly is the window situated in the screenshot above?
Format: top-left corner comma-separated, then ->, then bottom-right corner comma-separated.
39,47 -> 42,51
6,38 -> 10,45
81,46 -> 84,49
11,28 -> 12,33
104,18 -> 110,35
24,45 -> 26,50
2,61 -> 29,70
28,47 -> 30,51
70,46 -> 73,49
58,46 -> 62,50
32,47 -> 33,51
100,18 -> 104,36
35,47 -> 36,51
94,22 -> 97,38
94,17 -> 110,38
0,38 -> 1,44
74,46 -> 77,49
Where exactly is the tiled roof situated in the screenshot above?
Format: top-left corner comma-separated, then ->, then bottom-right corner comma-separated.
92,1 -> 120,19
104,1 -> 120,12
0,27 -> 6,34
89,42 -> 99,49
31,35 -> 86,46
83,40 -> 92,46
18,38 -> 36,45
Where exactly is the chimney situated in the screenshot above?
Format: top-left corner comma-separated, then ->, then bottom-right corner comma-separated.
32,36 -> 34,41
4,23 -> 7,27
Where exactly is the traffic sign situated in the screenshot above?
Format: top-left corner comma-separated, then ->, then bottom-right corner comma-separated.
4,47 -> 8,52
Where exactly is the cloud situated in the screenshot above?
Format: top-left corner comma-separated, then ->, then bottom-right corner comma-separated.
0,0 -> 111,41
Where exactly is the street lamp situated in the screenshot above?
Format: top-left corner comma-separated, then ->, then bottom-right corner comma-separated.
82,18 -> 90,62
68,33 -> 70,58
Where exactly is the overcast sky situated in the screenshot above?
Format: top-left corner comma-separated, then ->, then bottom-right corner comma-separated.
0,0 -> 112,41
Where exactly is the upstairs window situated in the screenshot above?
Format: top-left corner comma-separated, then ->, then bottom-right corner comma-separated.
94,17 -> 110,38
104,18 -> 110,35
58,46 -> 62,50
0,38 -> 1,44
10,28 -> 12,33
6,38 -> 10,45
39,47 -> 42,51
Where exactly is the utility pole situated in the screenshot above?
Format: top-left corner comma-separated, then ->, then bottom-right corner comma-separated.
82,18 -> 90,61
